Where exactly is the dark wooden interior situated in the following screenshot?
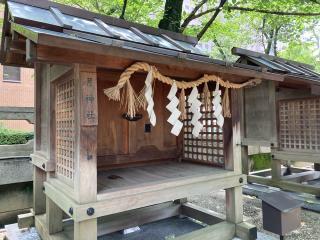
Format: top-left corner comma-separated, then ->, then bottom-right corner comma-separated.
96,69 -> 178,169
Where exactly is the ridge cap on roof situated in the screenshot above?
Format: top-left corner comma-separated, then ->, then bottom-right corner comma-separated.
6,0 -> 199,45
232,47 -> 315,70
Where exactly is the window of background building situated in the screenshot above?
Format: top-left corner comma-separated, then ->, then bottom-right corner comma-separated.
3,66 -> 21,83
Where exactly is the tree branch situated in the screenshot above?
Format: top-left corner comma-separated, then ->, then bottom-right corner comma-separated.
186,4 -> 320,26
309,0 -> 320,5
180,0 -> 208,32
212,37 -> 227,61
228,6 -> 320,16
120,0 -> 128,19
197,0 -> 227,40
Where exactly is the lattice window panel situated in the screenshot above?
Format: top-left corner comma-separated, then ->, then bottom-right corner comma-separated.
279,97 -> 320,152
183,92 -> 224,167
55,78 -> 75,184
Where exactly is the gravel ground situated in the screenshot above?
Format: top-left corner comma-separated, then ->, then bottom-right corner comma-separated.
189,190 -> 320,240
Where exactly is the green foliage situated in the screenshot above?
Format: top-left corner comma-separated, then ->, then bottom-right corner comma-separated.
0,125 -> 34,145
279,41 -> 320,72
250,153 -> 272,171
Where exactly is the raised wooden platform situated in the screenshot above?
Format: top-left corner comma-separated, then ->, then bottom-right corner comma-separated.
44,162 -> 245,222
97,162 -> 228,194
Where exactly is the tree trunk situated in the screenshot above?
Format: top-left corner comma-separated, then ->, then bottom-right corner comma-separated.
158,0 -> 184,32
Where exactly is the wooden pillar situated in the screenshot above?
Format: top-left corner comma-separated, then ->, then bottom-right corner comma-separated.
73,64 -> 98,239
226,187 -> 243,224
33,166 -> 46,215
46,197 -> 63,234
239,88 -> 250,175
74,219 -> 97,240
33,63 -> 46,215
271,159 -> 282,180
224,89 -> 243,225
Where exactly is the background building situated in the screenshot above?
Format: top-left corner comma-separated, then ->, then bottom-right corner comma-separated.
0,65 -> 34,131
0,6 -> 34,132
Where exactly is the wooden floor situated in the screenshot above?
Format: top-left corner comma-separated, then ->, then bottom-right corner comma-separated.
97,161 -> 227,194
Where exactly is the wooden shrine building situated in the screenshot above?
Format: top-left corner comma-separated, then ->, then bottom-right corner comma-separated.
0,1 -> 285,239
233,47 -> 320,196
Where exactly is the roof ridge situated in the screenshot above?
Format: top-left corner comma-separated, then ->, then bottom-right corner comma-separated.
6,0 -> 199,45
232,47 -> 315,70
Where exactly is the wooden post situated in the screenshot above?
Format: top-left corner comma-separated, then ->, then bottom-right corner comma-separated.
239,88 -> 250,175
225,89 -> 243,225
33,166 -> 46,215
271,159 -> 282,180
226,187 -> 243,224
74,219 -> 98,240
73,64 -> 98,239
33,63 -> 46,215
46,197 -> 63,234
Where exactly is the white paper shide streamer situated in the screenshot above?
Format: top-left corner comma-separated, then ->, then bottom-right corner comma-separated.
212,82 -> 224,128
144,69 -> 156,126
188,86 -> 203,137
166,82 -> 183,136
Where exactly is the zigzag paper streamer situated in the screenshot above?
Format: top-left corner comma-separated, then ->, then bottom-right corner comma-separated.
188,86 -> 203,138
166,82 -> 183,136
144,69 -> 156,126
212,82 -> 224,128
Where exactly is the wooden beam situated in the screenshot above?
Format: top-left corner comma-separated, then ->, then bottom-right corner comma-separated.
181,203 -> 225,225
4,36 -> 26,54
281,170 -> 320,183
31,32 -> 285,82
272,150 -> 320,163
248,175 -> 320,195
31,152 -> 55,172
44,172 -> 246,222
241,138 -> 271,147
175,221 -> 235,240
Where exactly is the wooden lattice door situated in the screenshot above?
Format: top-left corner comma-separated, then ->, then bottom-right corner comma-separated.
183,92 -> 224,167
55,75 -> 75,185
278,97 -> 320,152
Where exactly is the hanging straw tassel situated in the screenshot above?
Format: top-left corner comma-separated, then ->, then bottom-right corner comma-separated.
203,82 -> 211,112
178,88 -> 186,120
120,81 -> 138,118
222,87 -> 231,118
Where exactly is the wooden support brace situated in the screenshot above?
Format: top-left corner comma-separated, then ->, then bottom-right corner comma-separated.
46,197 -> 63,234
181,203 -> 225,225
74,219 -> 97,240
226,186 -> 243,224
271,159 -> 282,180
248,175 -> 320,196
33,166 -> 46,215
